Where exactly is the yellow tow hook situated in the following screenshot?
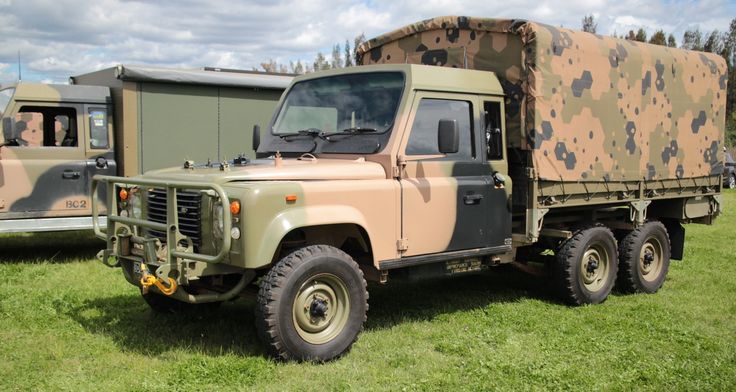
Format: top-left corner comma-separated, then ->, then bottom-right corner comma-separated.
139,264 -> 178,296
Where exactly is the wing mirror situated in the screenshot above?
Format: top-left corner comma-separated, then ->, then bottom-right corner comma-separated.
1,117 -> 18,148
2,117 -> 15,141
437,119 -> 459,154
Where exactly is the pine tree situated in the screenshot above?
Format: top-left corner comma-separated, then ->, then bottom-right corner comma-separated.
330,44 -> 342,69
682,29 -> 703,51
635,28 -> 647,42
344,39 -> 353,67
313,52 -> 330,71
649,30 -> 667,46
581,14 -> 597,34
667,34 -> 677,48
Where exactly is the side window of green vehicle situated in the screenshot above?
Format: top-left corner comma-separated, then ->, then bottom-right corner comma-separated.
12,106 -> 77,147
406,98 -> 474,160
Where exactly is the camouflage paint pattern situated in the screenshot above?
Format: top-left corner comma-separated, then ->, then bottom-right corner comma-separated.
95,64 -> 512,280
0,83 -> 114,220
357,16 -> 728,182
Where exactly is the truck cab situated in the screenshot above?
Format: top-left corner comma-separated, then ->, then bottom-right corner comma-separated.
0,82 -> 116,232
93,64 -> 512,360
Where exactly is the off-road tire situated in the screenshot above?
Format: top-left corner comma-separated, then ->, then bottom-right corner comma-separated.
255,245 -> 368,362
142,292 -> 221,314
554,226 -> 618,305
617,221 -> 671,293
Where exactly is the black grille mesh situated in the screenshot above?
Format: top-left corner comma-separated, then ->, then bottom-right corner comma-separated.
146,188 -> 202,251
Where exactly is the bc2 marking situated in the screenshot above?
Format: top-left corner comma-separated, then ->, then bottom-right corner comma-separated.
65,200 -> 88,209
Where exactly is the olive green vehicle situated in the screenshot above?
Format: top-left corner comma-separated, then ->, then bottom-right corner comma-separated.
92,17 -> 727,362
0,65 -> 290,233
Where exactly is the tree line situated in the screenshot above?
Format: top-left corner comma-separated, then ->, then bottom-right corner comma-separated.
257,34 -> 365,74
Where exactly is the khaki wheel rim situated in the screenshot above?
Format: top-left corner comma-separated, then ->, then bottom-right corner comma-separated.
292,273 -> 350,345
580,244 -> 610,292
639,237 -> 664,283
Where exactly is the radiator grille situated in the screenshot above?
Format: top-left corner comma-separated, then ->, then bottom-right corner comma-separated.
146,188 -> 202,251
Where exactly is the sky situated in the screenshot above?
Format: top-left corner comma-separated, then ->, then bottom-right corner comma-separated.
0,0 -> 734,84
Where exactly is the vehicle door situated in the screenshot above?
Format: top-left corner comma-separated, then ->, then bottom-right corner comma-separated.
482,98 -> 512,249
398,93 -> 489,257
0,102 -> 90,218
83,104 -> 116,211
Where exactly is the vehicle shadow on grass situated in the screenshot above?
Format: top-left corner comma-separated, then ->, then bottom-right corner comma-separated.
61,293 -> 269,358
0,230 -> 103,263
61,265 -> 555,359
365,265 -> 556,330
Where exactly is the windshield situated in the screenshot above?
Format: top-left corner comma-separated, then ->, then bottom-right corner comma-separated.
0,87 -> 15,118
268,72 -> 404,154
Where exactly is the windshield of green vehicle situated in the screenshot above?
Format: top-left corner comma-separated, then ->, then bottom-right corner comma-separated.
272,72 -> 404,139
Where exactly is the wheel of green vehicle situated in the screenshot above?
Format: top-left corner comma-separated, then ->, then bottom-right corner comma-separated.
554,226 -> 618,305
256,245 -> 368,362
142,291 -> 221,314
617,221 -> 671,294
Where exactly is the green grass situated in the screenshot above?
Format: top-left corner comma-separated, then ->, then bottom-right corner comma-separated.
2,192 -> 736,391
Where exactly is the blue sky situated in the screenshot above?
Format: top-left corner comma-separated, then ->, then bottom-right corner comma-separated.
0,0 -> 734,84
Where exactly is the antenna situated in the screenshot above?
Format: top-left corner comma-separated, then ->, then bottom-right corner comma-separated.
17,51 -> 21,81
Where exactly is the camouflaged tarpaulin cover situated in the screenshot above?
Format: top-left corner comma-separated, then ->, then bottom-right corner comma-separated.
357,16 -> 728,182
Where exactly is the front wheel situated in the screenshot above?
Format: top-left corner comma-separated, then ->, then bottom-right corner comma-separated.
554,226 -> 618,305
256,245 -> 368,362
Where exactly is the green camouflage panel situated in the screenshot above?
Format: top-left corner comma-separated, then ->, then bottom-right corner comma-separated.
357,16 -> 728,182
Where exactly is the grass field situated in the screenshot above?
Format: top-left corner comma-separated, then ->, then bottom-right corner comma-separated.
1,191 -> 735,391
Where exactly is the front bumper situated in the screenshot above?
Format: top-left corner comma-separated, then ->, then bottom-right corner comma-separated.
92,175 -> 249,303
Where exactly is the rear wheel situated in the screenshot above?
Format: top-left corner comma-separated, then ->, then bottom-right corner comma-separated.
256,245 -> 368,362
554,226 -> 618,305
617,221 -> 671,293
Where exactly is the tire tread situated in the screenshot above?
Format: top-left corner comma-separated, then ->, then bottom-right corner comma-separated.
255,245 -> 368,361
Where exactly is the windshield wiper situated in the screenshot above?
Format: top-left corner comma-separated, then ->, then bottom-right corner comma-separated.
279,128 -> 324,140
321,127 -> 379,138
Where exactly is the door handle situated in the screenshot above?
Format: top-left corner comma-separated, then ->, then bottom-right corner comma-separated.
463,193 -> 484,205
62,171 -> 81,179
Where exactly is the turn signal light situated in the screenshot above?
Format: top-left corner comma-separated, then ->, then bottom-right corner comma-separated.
285,195 -> 297,203
230,200 -> 241,215
119,188 -> 129,201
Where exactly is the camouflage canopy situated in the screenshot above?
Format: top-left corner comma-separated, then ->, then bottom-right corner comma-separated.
357,16 -> 727,182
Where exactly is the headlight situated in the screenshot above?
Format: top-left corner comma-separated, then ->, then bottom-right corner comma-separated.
214,204 -> 224,239
128,190 -> 142,219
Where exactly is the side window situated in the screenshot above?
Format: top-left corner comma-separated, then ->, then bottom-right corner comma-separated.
484,101 -> 504,160
89,108 -> 109,149
12,106 -> 77,147
406,98 -> 474,160
14,110 -> 44,147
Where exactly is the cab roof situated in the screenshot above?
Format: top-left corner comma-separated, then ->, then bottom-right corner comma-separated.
291,64 -> 504,96
1,82 -> 110,104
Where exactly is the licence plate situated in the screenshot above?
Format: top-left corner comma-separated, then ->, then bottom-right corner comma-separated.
133,261 -> 142,274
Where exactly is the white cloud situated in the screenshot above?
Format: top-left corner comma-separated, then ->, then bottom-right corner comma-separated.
0,0 -> 733,84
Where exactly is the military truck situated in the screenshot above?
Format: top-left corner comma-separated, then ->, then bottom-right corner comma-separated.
0,65 -> 291,233
91,17 -> 727,361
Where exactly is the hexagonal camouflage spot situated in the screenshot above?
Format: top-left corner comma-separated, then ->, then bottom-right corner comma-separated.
571,71 -> 592,98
